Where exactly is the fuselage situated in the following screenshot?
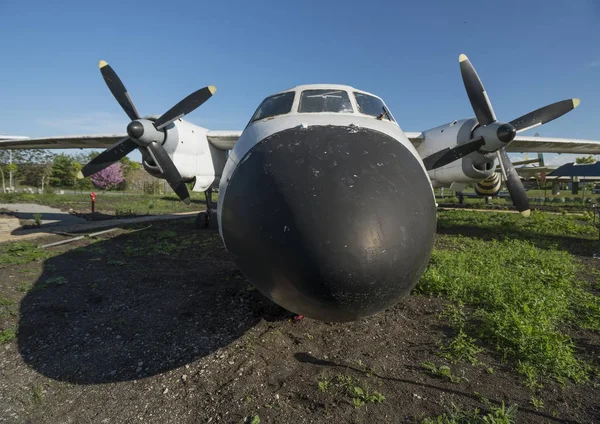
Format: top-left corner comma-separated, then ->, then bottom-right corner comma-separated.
216,84 -> 437,321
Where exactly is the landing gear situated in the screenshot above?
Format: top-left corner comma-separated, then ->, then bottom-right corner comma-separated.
195,188 -> 218,229
204,188 -> 213,229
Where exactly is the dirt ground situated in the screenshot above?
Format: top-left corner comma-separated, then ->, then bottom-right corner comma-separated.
0,219 -> 599,423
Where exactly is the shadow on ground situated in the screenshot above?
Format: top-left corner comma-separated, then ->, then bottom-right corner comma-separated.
1,209 -> 87,236
17,223 -> 289,384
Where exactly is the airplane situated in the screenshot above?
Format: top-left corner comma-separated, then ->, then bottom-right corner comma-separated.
447,154 -> 556,198
2,54 -> 600,322
0,135 -> 29,141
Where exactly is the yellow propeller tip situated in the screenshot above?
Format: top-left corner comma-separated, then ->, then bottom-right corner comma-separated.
98,60 -> 108,68
209,85 -> 217,95
573,98 -> 580,108
520,209 -> 531,218
459,54 -> 468,63
76,171 -> 84,180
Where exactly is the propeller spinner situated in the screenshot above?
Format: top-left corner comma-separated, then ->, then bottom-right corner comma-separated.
78,60 -> 216,205
424,54 -> 580,217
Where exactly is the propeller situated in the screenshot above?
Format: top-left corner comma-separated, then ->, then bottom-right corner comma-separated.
79,60 -> 216,204
425,53 -> 580,217
423,137 -> 484,171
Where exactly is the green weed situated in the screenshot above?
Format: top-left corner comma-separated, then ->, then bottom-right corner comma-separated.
417,236 -> 600,385
0,296 -> 14,306
0,242 -> 51,266
17,282 -> 33,292
0,328 -> 16,343
317,378 -> 330,393
530,396 -> 544,410
438,209 -> 598,240
422,401 -> 517,424
421,362 -> 468,383
115,207 -> 137,217
317,374 -> 385,408
0,296 -> 16,318
351,384 -> 385,408
33,276 -> 67,291
32,213 -> 43,226
439,328 -> 484,365
31,385 -> 43,404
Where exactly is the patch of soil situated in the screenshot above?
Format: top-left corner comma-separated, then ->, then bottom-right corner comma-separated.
0,219 -> 599,423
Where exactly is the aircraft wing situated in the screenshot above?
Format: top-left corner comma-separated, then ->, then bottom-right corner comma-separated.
0,131 -> 244,152
405,132 -> 424,148
0,134 -> 126,149
4,132 -> 598,155
505,136 -> 600,154
513,166 -> 556,177
206,130 -> 242,151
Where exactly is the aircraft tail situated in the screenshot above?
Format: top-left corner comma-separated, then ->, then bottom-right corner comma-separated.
537,153 -> 545,167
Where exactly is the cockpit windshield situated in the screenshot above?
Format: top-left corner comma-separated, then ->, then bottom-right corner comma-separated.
298,89 -> 354,113
354,92 -> 395,122
250,91 -> 295,123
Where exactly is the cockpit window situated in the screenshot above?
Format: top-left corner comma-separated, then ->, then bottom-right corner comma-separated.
298,89 -> 354,113
250,91 -> 295,123
354,92 -> 394,121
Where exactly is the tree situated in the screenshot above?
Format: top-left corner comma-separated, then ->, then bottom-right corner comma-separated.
119,156 -> 141,176
0,151 -> 16,193
575,155 -> 596,164
1,150 -> 56,190
50,153 -> 77,187
71,162 -> 94,192
89,163 -> 125,190
71,151 -> 140,190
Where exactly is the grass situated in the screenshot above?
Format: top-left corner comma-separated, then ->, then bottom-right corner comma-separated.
438,327 -> 484,365
438,209 -> 599,240
316,374 -> 385,408
0,191 -> 215,216
31,385 -> 43,404
0,328 -> 17,343
421,362 -> 468,384
0,242 -> 52,267
416,232 -> 600,388
0,296 -> 16,318
422,401 -> 518,424
530,396 -> 544,410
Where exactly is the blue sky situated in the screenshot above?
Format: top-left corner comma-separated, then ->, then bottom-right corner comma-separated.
0,0 -> 598,165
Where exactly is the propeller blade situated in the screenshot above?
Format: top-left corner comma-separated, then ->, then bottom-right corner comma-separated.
99,60 -> 141,121
422,137 -> 485,171
146,141 -> 191,204
459,54 -> 496,126
509,99 -> 580,133
496,148 -> 530,217
154,86 -> 216,130
79,137 -> 137,178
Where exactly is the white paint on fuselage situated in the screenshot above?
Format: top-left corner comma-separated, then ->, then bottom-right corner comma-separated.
216,84 -> 434,244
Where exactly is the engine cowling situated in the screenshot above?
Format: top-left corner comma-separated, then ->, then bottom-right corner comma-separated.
416,118 -> 497,187
141,118 -> 228,192
474,173 -> 501,196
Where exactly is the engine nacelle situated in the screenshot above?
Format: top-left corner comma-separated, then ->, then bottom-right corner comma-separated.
415,118 -> 497,187
141,118 -> 228,192
475,173 -> 501,196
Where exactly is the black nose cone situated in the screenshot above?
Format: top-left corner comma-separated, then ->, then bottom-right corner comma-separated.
221,125 -> 437,322
127,121 -> 144,139
496,123 -> 516,143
